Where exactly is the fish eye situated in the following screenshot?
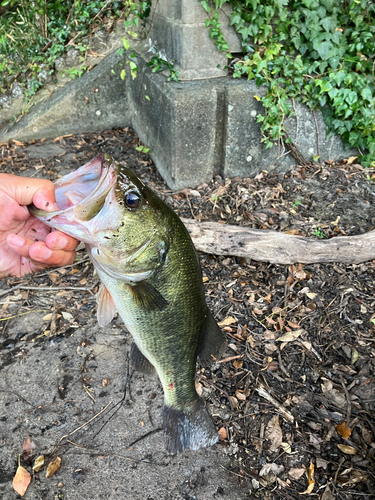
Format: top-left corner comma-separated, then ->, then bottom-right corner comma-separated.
124,191 -> 141,209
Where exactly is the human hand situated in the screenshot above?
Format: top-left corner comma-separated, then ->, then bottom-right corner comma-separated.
0,173 -> 80,278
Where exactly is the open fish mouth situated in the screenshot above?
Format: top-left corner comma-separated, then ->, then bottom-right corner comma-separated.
32,153 -> 116,221
29,153 -> 119,242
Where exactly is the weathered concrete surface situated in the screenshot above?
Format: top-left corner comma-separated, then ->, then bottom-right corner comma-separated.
0,26 -> 127,132
149,0 -> 242,80
0,310 -> 246,500
127,53 -> 356,189
0,46 -> 356,190
0,49 -> 129,142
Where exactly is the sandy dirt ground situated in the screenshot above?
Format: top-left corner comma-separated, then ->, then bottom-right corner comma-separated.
1,129 -> 374,499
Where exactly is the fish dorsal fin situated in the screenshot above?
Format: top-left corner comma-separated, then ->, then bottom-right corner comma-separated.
97,284 -> 117,327
128,281 -> 168,311
198,310 -> 226,366
130,342 -> 156,376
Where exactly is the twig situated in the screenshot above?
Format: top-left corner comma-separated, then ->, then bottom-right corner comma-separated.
0,285 -> 96,298
90,353 -> 132,440
127,428 -> 163,448
217,354 -> 244,364
277,350 -> 291,378
256,384 -> 294,422
50,401 -> 113,456
185,194 -> 197,221
258,420 -> 265,456
340,374 -> 352,425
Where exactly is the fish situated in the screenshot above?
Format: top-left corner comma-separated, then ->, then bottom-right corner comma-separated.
30,153 -> 225,454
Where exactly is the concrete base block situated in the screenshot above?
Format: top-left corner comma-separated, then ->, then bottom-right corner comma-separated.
128,53 -> 356,188
1,48 -> 356,190
0,50 -> 129,142
129,55 -> 219,188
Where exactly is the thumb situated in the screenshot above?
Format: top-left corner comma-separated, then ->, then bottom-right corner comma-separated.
1,174 -> 59,211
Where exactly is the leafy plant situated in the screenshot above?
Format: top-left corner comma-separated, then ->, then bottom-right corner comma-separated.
314,227 -> 326,238
135,143 -> 150,153
0,0 -> 126,99
201,0 -> 375,167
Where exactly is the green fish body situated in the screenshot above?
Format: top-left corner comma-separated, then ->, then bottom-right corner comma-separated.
30,153 -> 224,453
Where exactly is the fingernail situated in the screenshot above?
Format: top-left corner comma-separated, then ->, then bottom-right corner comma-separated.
54,235 -> 69,249
9,235 -> 25,247
35,246 -> 53,260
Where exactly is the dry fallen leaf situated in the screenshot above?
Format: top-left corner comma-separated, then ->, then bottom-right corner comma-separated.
218,316 -> 237,327
62,311 -> 74,322
346,156 -> 358,164
22,436 -> 36,462
337,444 -> 357,455
289,467 -> 306,480
299,462 -> 315,495
321,484 -> 335,500
195,380 -> 203,396
259,463 -> 284,476
33,455 -> 45,472
42,313 -> 61,321
228,396 -> 239,410
235,390 -> 247,401
233,359 -> 243,369
13,465 -> 31,497
336,421 -> 352,440
265,415 -> 283,453
218,427 -> 227,440
276,329 -> 303,342
280,442 -> 292,454
46,456 -> 61,478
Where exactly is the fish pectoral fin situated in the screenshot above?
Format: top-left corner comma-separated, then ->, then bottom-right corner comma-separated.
198,310 -> 226,366
130,342 -> 156,376
96,284 -> 117,327
128,281 -> 168,311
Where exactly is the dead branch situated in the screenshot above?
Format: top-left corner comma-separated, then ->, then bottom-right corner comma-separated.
183,219 -> 375,264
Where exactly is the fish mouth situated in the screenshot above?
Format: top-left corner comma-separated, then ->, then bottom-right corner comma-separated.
29,153 -> 120,241
31,153 -> 116,221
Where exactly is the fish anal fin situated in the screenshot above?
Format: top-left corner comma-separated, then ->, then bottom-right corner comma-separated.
163,398 -> 218,454
198,310 -> 226,366
130,342 -> 156,376
97,284 -> 117,327
128,281 -> 168,311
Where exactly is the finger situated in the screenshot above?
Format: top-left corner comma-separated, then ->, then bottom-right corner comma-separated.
46,231 -> 80,251
0,173 -> 59,210
7,234 -> 76,267
29,242 -> 77,267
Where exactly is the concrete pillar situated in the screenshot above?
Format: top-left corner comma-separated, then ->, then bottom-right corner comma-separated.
148,0 -> 241,80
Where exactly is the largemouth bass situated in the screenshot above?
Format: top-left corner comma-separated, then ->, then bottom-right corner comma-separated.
30,153 -> 225,453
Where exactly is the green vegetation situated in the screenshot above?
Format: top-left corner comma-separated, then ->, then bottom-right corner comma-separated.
0,0 -> 127,100
314,226 -> 327,238
200,0 -> 375,167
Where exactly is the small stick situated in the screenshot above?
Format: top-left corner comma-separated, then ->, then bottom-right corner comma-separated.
340,374 -> 352,425
50,401 -> 112,456
217,354 -> 244,364
258,420 -> 265,456
277,350 -> 291,378
256,384 -> 294,422
0,284 -> 95,298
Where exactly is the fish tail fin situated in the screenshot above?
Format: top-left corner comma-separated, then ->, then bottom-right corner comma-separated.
163,398 -> 218,454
